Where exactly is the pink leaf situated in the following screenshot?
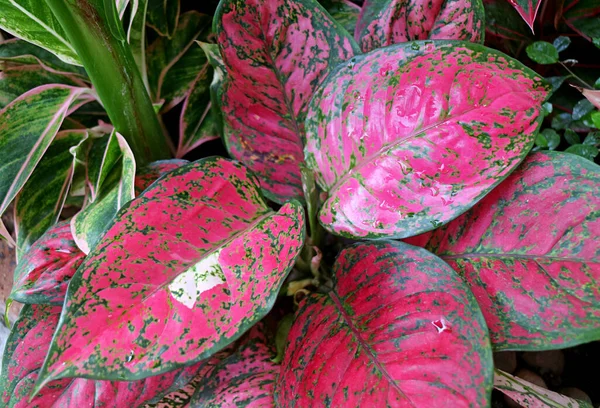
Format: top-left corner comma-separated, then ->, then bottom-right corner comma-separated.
503,0 -> 543,33
134,159 -> 189,195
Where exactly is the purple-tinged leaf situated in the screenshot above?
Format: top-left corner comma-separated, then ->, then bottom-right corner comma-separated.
216,0 -> 359,203
14,130 -> 88,259
35,157 -> 305,386
0,304 -> 209,407
355,0 -> 485,53
0,85 -> 93,245
276,241 -> 493,406
305,41 -> 549,239
494,369 -> 593,407
71,131 -> 136,254
10,221 -> 84,305
135,159 -> 188,195
483,0 -> 532,42
504,0 -> 543,32
405,152 -> 600,350
563,0 -> 600,43
319,0 -> 362,35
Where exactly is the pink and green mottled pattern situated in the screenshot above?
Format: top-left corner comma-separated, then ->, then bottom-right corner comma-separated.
0,304 -> 205,407
305,40 -> 549,239
134,159 -> 188,195
190,323 -> 278,406
355,0 -> 485,52
215,0 -> 359,203
505,0 -> 543,32
276,241 -> 493,407
35,157 -> 305,388
10,221 -> 84,305
405,152 -> 600,350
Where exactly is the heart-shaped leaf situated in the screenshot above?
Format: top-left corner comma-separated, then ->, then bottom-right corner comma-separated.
355,0 -> 485,53
0,0 -> 80,65
504,0 -> 543,32
147,0 -> 180,38
276,241 -> 493,406
14,130 -> 87,259
305,40 -> 549,239
0,85 -> 93,244
135,159 -> 188,195
216,0 -> 359,203
35,157 -> 305,387
319,0 -> 362,35
10,221 -> 85,305
0,304 -> 207,407
405,152 -> 600,350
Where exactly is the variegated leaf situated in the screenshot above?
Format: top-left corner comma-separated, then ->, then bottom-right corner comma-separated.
14,130 -> 87,259
135,159 -> 188,195
146,0 -> 180,38
216,0 -> 359,203
405,152 -> 600,350
10,221 -> 85,305
483,0 -> 532,42
355,0 -> 485,53
505,0 -> 543,33
276,241 -> 493,406
563,0 -> 600,43
306,40 -> 549,239
35,157 -> 305,387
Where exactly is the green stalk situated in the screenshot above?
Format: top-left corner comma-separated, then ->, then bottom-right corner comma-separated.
43,0 -> 170,164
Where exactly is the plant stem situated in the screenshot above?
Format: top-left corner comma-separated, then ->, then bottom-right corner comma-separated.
44,0 -> 170,164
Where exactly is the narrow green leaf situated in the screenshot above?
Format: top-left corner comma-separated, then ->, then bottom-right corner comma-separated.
86,130 -> 122,201
526,41 -> 559,64
198,42 -> 225,137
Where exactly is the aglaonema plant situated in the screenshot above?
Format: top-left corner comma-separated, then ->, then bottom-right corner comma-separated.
0,0 -> 598,407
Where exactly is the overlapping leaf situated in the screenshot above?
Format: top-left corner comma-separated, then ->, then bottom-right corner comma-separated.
355,0 -> 485,53
14,130 -> 87,259
319,0 -> 362,35
563,0 -> 600,42
10,221 -> 85,305
147,0 -> 180,38
483,0 -> 532,42
135,159 -> 188,195
0,304 -> 206,407
0,0 -> 80,65
35,157 -> 305,387
504,0 -> 543,32
276,241 -> 493,406
305,41 -> 549,239
405,152 -> 600,350
215,0 -> 359,203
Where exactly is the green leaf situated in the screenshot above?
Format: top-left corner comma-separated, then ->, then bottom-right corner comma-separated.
147,0 -> 180,38
546,76 -> 568,96
198,42 -> 225,138
319,0 -> 361,35
565,144 -> 599,161
593,111 -> 600,129
0,85 -> 92,244
14,130 -> 88,260
572,98 -> 595,120
71,131 -> 136,254
551,112 -> 572,130
0,0 -> 80,65
564,128 -> 581,145
552,36 -> 571,52
539,128 -> 561,150
583,131 -> 600,146
526,41 -> 559,64
0,39 -> 86,77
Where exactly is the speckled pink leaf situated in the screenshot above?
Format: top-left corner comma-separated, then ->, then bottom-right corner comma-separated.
10,221 -> 84,305
35,157 -> 305,388
215,0 -> 359,203
134,159 -> 188,195
405,152 -> 600,350
306,40 -> 549,239
355,0 -> 485,52
505,0 -> 543,32
276,241 -> 493,407
0,304 -> 205,407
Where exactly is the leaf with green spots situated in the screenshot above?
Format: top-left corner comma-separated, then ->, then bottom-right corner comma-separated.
0,85 -> 93,245
71,130 -> 136,254
34,157 -> 305,387
14,130 -> 88,260
276,241 -> 493,406
355,0 -> 485,53
306,40 -> 549,239
0,0 -> 80,65
494,369 -> 593,407
504,0 -> 543,32
10,221 -> 85,305
135,159 -> 188,195
0,304 -> 208,407
215,0 -> 359,203
526,41 -> 559,64
319,0 -> 361,35
146,0 -> 180,38
405,152 -> 600,350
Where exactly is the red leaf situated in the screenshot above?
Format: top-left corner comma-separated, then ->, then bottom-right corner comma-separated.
215,0 -> 359,203
356,0 -> 485,52
504,0 -> 543,32
305,40 -> 549,239
35,157 -> 305,387
276,241 -> 493,406
10,221 -> 84,305
134,159 -> 189,195
405,152 -> 600,350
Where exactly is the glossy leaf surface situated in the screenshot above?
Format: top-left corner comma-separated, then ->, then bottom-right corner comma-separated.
36,157 -> 305,386
135,159 -> 188,195
216,0 -> 359,203
355,0 -> 485,53
320,0 -> 362,35
10,221 -> 84,305
494,369 -> 593,407
276,241 -> 493,407
14,130 -> 87,259
505,0 -> 543,32
0,0 -> 80,65
0,304 -> 206,407
405,152 -> 600,350
306,41 -> 549,239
